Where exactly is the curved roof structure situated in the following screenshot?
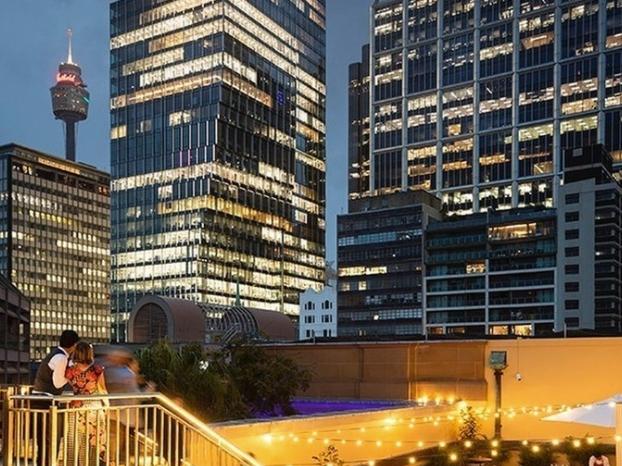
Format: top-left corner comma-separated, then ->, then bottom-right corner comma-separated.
128,296 -> 295,344
128,296 -> 205,344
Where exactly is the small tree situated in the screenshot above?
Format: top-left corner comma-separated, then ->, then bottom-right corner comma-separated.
213,340 -> 312,416
458,405 -> 481,441
312,445 -> 344,466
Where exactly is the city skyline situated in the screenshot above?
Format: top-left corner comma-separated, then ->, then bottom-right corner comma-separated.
0,0 -> 374,261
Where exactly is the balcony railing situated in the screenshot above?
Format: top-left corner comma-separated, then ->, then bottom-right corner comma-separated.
1,388 -> 261,466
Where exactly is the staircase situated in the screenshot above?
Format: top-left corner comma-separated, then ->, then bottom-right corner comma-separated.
1,389 -> 261,466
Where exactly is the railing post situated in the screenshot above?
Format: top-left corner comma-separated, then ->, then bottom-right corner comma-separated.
49,404 -> 58,466
2,387 -> 15,466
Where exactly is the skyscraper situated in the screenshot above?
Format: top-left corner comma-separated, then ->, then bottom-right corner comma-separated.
109,0 -> 326,340
0,144 -> 110,360
348,45 -> 371,209
362,0 -> 622,214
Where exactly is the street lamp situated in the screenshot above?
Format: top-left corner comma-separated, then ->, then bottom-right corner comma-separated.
489,351 -> 508,439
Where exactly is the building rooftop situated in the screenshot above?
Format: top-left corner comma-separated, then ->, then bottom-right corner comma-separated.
0,142 -> 109,178
347,190 -> 441,214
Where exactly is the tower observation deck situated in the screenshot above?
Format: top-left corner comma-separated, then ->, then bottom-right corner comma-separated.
50,29 -> 89,161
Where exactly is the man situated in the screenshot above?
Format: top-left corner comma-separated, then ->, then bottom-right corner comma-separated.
31,329 -> 79,465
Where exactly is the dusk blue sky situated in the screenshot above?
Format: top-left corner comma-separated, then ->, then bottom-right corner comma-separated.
0,0 -> 372,261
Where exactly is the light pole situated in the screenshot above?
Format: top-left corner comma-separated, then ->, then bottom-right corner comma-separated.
489,351 -> 508,439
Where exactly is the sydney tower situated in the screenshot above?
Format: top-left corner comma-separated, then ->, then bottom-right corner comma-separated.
50,29 -> 89,161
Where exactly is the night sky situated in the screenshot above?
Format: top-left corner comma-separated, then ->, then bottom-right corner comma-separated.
0,0 -> 372,261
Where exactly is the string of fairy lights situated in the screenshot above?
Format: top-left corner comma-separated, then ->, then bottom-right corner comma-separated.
258,399 -> 621,466
267,436 -> 618,466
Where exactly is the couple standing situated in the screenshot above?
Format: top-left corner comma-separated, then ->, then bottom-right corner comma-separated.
32,330 -> 108,465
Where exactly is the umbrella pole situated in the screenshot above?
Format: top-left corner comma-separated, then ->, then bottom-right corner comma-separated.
616,405 -> 622,466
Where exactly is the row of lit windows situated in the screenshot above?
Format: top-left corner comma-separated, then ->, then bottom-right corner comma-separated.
373,40 -> 622,105
374,0 -> 621,50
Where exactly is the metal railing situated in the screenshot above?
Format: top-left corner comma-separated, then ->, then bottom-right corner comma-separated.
1,388 -> 262,466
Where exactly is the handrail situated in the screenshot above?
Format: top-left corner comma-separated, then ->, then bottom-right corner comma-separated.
5,391 -> 263,466
154,393 -> 262,466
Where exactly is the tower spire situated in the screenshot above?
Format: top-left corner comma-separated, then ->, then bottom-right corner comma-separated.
66,28 -> 73,64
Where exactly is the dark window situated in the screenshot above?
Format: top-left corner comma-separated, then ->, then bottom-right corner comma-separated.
565,229 -> 579,240
565,317 -> 579,327
565,193 -> 580,204
443,34 -> 474,86
565,211 -> 579,222
565,264 -> 579,274
565,300 -> 579,310
565,247 -> 579,257
408,44 -> 437,93
565,282 -> 580,292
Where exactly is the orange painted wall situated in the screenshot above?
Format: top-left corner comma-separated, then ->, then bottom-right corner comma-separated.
265,341 -> 488,401
264,338 -> 622,441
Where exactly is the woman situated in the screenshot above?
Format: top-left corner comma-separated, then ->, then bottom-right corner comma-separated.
65,341 -> 108,466
589,451 -> 610,466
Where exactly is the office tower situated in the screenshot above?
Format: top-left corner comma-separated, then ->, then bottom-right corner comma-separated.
110,0 -> 326,340
50,30 -> 90,162
0,273 -> 30,384
557,145 -> 622,332
364,0 -> 622,214
348,44 -> 371,208
424,208 -> 557,336
0,144 -> 110,360
337,191 -> 441,337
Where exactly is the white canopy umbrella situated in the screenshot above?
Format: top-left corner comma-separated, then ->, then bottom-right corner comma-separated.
542,395 -> 622,428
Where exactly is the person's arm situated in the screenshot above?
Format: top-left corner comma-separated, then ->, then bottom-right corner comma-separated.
589,457 -> 596,466
49,354 -> 69,389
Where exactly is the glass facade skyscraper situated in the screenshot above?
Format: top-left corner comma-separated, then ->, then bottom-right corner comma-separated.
0,144 -> 110,360
367,0 -> 622,214
110,0 -> 326,340
348,45 -> 371,209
